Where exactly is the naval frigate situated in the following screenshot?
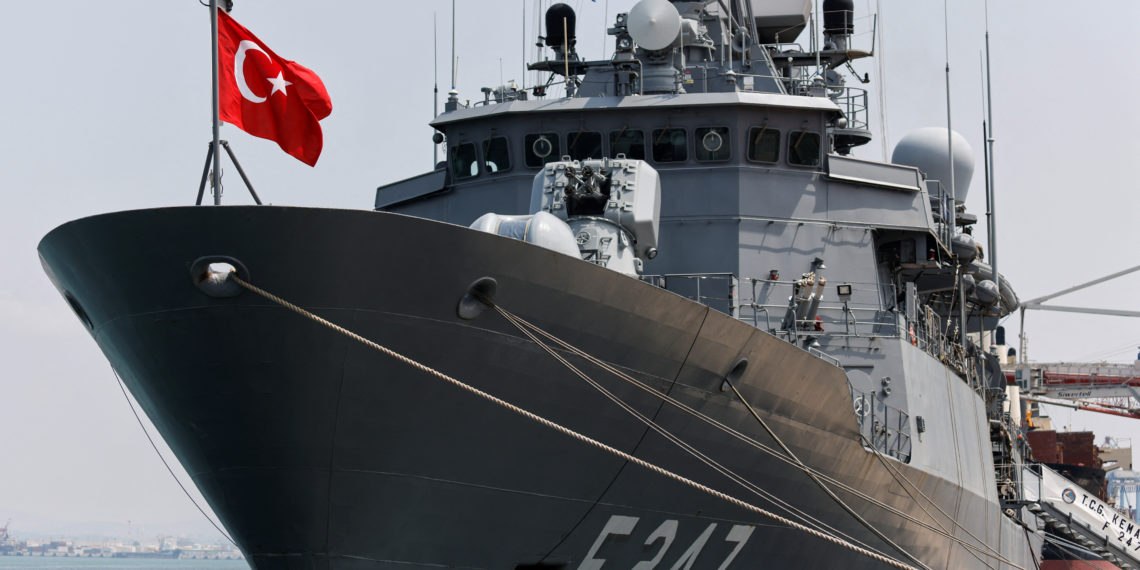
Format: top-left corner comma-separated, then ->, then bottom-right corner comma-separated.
38,1 -> 1135,568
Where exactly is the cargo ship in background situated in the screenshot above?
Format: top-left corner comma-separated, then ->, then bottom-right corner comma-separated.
1017,358 -> 1140,508
36,0 -> 1140,568
1025,425 -> 1137,568
1001,356 -> 1140,568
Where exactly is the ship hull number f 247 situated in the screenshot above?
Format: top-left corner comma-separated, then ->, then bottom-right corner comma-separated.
578,515 -> 754,569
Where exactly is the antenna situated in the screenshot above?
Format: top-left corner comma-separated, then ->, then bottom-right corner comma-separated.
942,0 -> 967,352
603,0 -> 609,57
522,0 -> 526,89
451,0 -> 457,90
942,0 -> 954,208
813,0 -> 820,74
875,0 -> 889,159
979,56 -> 992,345
983,0 -> 999,339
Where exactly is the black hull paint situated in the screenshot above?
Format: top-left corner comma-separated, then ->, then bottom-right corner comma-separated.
39,206 -> 1037,569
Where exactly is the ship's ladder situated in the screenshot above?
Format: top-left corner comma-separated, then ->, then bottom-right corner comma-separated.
1028,501 -> 1136,569
1023,464 -> 1140,568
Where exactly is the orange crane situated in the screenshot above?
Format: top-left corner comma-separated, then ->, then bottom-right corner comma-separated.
1009,264 -> 1140,420
1006,361 -> 1140,419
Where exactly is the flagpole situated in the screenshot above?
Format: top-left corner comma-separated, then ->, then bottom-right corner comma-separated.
210,0 -> 223,205
434,12 -> 439,167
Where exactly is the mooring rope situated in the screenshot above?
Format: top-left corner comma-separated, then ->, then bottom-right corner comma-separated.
857,432 -> 1013,570
228,273 -> 919,570
491,301 -> 1025,568
109,366 -> 237,547
493,305 -> 890,559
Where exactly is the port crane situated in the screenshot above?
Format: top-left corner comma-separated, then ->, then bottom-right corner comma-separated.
1013,360 -> 1140,419
1009,264 -> 1140,419
984,266 -> 1140,566
1004,361 -> 1140,420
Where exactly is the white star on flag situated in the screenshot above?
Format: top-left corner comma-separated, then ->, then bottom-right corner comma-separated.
267,71 -> 292,96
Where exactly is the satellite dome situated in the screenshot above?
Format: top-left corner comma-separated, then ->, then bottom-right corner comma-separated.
892,127 -> 975,203
628,0 -> 682,51
544,4 -> 577,49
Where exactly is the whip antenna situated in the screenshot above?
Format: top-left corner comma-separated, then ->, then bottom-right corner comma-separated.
983,0 -> 999,336
451,0 -> 457,90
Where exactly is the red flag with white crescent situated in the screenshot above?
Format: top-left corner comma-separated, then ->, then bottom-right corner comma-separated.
217,10 -> 332,166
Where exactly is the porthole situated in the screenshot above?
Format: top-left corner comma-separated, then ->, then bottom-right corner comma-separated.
525,133 -> 561,167
701,130 -> 723,152
532,137 -> 553,158
695,127 -> 730,162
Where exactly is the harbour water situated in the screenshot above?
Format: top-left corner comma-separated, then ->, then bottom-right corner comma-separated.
0,559 -> 248,569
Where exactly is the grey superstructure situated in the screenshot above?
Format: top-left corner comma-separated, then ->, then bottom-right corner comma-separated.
37,1 -> 1118,568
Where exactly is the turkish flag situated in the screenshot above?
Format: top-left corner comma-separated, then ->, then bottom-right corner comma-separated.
217,10 -> 331,166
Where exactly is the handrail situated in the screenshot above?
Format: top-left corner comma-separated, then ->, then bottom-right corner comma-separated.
645,271 -> 977,382
850,385 -> 912,463
810,347 -> 842,368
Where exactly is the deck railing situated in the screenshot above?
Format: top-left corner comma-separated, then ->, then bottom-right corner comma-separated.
643,272 -> 975,379
850,387 -> 912,462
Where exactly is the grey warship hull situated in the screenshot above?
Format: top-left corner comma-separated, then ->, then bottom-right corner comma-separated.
39,205 -> 1038,569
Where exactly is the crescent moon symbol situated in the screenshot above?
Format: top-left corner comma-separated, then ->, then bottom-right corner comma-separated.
234,40 -> 268,103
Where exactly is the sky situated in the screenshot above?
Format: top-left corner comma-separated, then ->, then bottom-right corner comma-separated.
0,0 -> 1137,543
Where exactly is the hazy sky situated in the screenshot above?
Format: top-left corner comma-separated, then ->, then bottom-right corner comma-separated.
1,0 -> 1137,542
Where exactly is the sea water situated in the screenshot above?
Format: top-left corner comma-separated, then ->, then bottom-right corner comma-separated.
0,558 -> 248,569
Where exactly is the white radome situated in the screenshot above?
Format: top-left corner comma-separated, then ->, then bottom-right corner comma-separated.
628,0 -> 682,51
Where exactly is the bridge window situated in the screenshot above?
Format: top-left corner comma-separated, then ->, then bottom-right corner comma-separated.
652,128 -> 688,163
610,128 -> 645,160
788,130 -> 821,167
525,133 -> 560,167
450,143 -> 478,180
483,136 -> 511,174
747,125 -> 781,163
695,127 -> 731,162
568,130 -> 603,161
